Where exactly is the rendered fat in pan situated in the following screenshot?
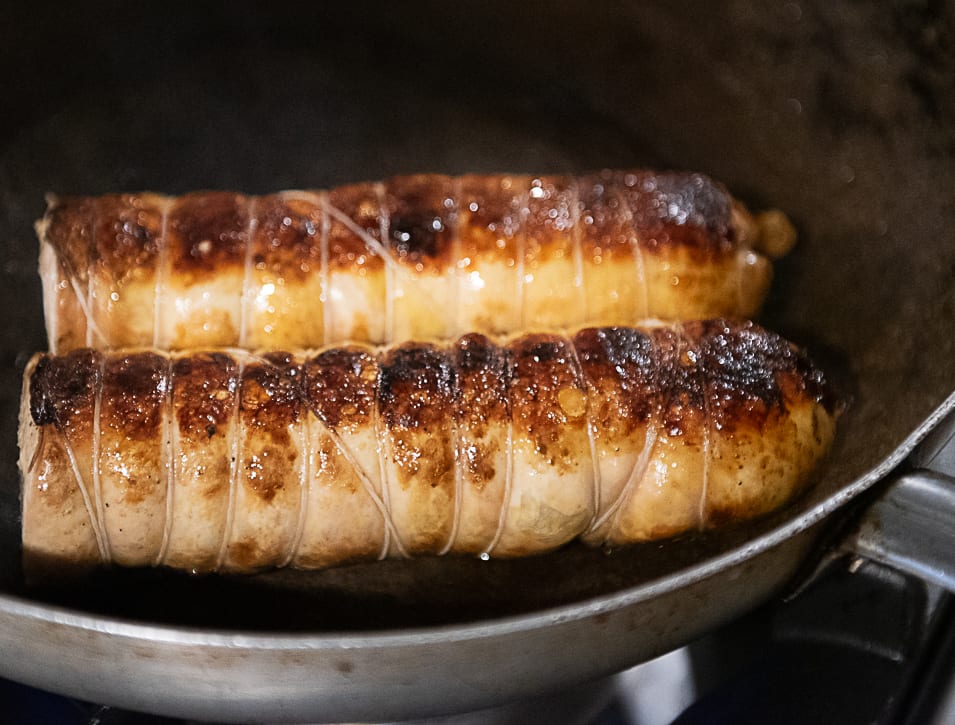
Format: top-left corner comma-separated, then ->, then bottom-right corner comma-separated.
37,171 -> 795,353
19,320 -> 837,576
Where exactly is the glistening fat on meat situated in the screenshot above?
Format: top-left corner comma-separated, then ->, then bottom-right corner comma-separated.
19,320 -> 838,576
36,171 -> 794,353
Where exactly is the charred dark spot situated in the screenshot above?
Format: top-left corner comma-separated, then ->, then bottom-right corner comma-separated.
789,346 -> 842,416
689,319 -> 838,432
94,194 -> 164,278
29,349 -> 101,428
173,352 -> 238,440
239,356 -> 303,429
389,211 -> 443,259
455,333 -> 497,372
453,334 -> 510,429
696,320 -> 784,403
378,343 -> 455,429
101,352 -> 167,441
29,356 -> 56,427
384,175 -> 455,267
130,224 -> 148,242
303,347 -> 377,429
507,334 -> 585,457
511,335 -> 567,366
260,351 -> 296,367
572,327 -> 660,430
167,192 -> 250,275
654,326 -> 707,438
577,327 -> 655,370
251,194 -> 323,279
612,170 -> 736,254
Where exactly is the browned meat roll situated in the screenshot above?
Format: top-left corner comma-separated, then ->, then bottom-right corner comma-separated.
37,171 -> 793,353
19,320 -> 837,575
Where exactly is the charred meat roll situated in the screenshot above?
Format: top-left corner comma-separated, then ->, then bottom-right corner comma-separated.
38,171 -> 794,352
19,320 -> 837,576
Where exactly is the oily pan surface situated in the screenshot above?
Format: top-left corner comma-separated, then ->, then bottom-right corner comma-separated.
0,1 -> 952,629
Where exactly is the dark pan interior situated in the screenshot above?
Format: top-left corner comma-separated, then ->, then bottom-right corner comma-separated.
0,1 -> 952,630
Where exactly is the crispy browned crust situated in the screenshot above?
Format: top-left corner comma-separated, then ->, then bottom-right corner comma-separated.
40,170 -> 782,351
166,192 -> 251,280
302,346 -> 379,430
21,321 -> 839,574
325,182 -> 387,272
29,323 -> 839,438
171,352 -> 238,440
46,171 -> 750,275
251,194 -> 324,281
93,194 -> 165,282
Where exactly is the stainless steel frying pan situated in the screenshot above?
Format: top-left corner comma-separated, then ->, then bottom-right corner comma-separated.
0,3 -> 953,722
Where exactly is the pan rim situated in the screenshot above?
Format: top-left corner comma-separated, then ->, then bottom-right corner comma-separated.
1,393 -> 952,650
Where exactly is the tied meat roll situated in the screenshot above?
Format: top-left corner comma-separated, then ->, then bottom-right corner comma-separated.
38,170 -> 794,353
19,320 -> 838,575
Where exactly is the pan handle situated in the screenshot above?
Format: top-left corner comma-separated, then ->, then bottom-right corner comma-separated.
845,470 -> 955,592
844,407 -> 955,592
